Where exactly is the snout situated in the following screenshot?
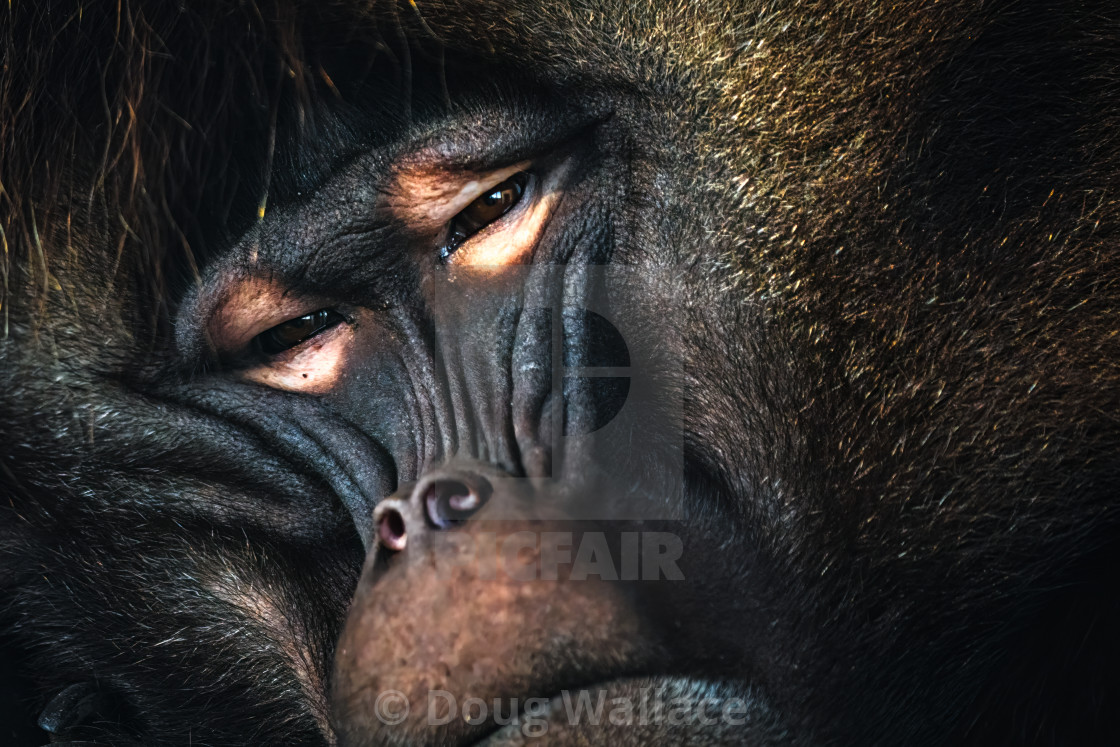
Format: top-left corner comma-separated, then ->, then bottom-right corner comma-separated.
331,460 -> 659,746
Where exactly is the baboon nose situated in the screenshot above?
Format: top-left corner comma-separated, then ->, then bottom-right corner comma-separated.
373,467 -> 493,554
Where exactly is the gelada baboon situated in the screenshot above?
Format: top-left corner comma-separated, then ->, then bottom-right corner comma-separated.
1,0 -> 1117,744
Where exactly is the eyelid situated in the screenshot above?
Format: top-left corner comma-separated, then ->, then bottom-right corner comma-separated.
241,320 -> 355,393
447,160 -> 569,267
441,171 -> 532,258
202,276 -> 338,358
386,160 -> 532,231
254,309 -> 347,356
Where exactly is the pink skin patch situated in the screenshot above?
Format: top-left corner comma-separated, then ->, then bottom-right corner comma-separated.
206,276 -> 356,394
386,161 -> 531,229
388,158 -> 567,269
241,322 -> 353,393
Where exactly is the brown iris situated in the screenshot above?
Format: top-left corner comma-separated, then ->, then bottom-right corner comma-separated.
441,172 -> 529,259
255,309 -> 345,355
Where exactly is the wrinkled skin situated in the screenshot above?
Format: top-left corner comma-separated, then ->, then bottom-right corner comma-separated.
1,0 -> 1118,745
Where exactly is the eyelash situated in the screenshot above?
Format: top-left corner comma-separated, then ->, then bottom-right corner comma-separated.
252,309 -> 346,356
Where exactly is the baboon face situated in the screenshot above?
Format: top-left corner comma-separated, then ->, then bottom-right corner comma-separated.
1,1 -> 1117,745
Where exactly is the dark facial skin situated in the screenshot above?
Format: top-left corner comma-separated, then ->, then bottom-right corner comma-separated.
1,1 -> 1118,745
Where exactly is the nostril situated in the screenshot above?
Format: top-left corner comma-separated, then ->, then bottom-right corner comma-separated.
377,507 -> 407,551
424,476 -> 491,529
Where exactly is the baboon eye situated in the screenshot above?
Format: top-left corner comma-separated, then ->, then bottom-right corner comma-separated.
441,172 -> 529,259
255,309 -> 345,355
